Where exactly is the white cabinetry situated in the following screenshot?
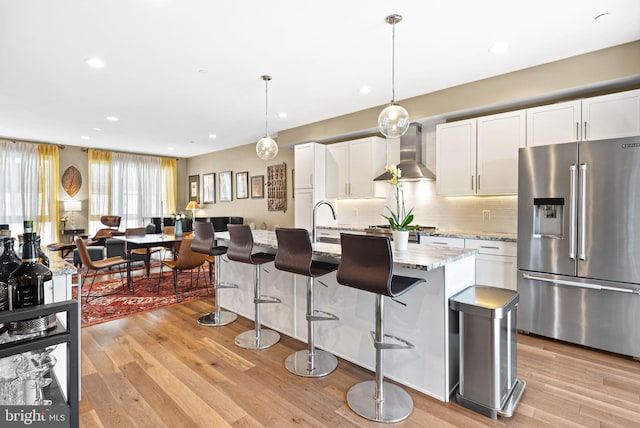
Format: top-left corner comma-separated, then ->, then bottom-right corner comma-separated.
326,136 -> 386,198
436,110 -> 525,195
582,89 -> 640,141
526,89 -> 640,147
526,100 -> 582,146
420,236 -> 517,290
294,143 -> 326,231
464,239 -> 517,290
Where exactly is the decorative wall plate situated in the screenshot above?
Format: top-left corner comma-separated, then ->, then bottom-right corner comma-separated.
61,166 -> 82,197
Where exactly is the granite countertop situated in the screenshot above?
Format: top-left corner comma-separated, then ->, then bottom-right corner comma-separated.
216,230 -> 476,272
49,254 -> 77,275
421,230 -> 517,242
316,225 -> 517,242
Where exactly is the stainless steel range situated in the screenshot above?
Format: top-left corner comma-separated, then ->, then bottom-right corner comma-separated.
365,225 -> 437,243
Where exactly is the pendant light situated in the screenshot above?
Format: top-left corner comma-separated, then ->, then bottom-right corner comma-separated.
378,14 -> 410,138
256,75 -> 279,160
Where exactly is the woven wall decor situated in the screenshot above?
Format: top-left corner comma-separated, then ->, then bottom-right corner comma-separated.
61,165 -> 82,197
267,162 -> 287,212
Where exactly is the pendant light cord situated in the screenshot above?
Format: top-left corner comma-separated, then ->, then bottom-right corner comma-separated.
262,75 -> 271,137
391,20 -> 396,103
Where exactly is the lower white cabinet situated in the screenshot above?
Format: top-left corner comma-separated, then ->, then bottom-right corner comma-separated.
420,236 -> 517,290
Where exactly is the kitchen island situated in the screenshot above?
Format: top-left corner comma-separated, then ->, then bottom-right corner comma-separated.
215,230 -> 477,402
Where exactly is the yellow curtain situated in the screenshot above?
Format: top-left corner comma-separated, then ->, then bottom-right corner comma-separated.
88,149 -> 112,233
37,144 -> 59,242
161,158 -> 177,215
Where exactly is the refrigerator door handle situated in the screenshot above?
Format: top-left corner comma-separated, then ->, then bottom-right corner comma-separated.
579,163 -> 587,260
569,164 -> 577,260
522,273 -> 639,294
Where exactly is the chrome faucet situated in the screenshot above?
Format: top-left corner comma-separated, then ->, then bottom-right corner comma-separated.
312,200 -> 337,243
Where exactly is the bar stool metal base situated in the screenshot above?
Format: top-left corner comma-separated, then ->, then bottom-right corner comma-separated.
346,380 -> 413,423
197,311 -> 238,327
235,329 -> 280,350
285,349 -> 338,378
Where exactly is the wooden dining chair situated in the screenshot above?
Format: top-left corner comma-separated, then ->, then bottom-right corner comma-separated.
75,237 -> 131,303
157,236 -> 207,301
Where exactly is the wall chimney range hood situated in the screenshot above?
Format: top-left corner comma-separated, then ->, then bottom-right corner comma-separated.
374,122 -> 436,181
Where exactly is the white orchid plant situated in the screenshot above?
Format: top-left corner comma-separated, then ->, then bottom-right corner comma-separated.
170,212 -> 186,221
382,164 -> 419,231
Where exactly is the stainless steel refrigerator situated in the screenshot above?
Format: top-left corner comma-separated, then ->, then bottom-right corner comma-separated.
517,136 -> 640,358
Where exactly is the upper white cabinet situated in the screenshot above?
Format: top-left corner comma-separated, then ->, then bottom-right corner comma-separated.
294,142 -> 325,190
526,100 -> 582,146
326,136 -> 386,198
436,110 -> 525,195
294,143 -> 326,231
527,89 -> 640,147
582,89 -> 640,141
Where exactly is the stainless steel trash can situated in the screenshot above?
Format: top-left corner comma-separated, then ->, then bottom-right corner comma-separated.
450,285 -> 526,419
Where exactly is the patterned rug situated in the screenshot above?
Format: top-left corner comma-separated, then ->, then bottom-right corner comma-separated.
72,268 -> 211,327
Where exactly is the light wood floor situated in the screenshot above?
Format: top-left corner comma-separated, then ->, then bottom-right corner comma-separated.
79,298 -> 640,427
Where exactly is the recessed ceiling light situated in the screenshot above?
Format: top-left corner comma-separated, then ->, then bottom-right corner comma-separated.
106,116 -> 119,122
168,147 -> 175,151
85,57 -> 105,69
190,140 -> 196,144
278,112 -> 288,119
594,12 -> 610,20
360,85 -> 372,94
489,41 -> 509,54
92,127 -> 101,131
80,135 -> 90,140
198,69 -> 209,74
208,134 -> 217,139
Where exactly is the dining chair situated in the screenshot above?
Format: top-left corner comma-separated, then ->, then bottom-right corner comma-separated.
75,237 -> 131,303
157,235 -> 207,301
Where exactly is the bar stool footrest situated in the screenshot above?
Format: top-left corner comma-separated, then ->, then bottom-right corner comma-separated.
308,310 -> 339,322
255,295 -> 281,304
370,332 -> 415,350
217,282 -> 239,289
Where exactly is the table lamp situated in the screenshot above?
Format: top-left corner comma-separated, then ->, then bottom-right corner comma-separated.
63,200 -> 82,228
185,201 -> 199,220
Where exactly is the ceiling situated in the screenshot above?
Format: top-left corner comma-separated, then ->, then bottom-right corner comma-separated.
1,1 -> 639,158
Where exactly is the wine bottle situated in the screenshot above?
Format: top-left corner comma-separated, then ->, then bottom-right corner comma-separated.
8,232 -> 57,335
0,236 -> 21,334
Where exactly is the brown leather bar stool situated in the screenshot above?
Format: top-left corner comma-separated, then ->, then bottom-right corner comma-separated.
191,222 -> 238,326
227,224 -> 280,349
337,233 -> 424,423
274,227 -> 339,377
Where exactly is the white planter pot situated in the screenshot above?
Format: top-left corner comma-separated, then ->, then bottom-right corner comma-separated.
392,230 -> 409,252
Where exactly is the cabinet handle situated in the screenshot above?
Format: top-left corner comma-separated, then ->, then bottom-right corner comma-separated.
310,173 -> 313,185
345,183 -> 348,195
471,175 -> 474,190
480,245 -> 500,250
584,121 -> 587,140
477,175 -> 480,190
575,122 -> 579,140
430,242 -> 449,246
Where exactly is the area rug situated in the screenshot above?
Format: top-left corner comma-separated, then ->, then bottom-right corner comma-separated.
72,269 -> 211,327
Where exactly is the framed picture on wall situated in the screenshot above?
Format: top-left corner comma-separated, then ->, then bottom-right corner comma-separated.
251,175 -> 264,198
236,171 -> 249,199
188,175 -> 200,202
219,171 -> 232,202
202,173 -> 215,203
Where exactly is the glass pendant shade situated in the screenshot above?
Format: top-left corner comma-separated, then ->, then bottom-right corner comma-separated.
378,103 -> 410,138
256,136 -> 278,160
256,74 -> 278,160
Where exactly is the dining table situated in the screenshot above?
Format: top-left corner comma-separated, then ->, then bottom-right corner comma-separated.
111,233 -> 183,288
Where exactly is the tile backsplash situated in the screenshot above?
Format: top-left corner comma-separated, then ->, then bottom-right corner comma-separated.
335,180 -> 517,233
